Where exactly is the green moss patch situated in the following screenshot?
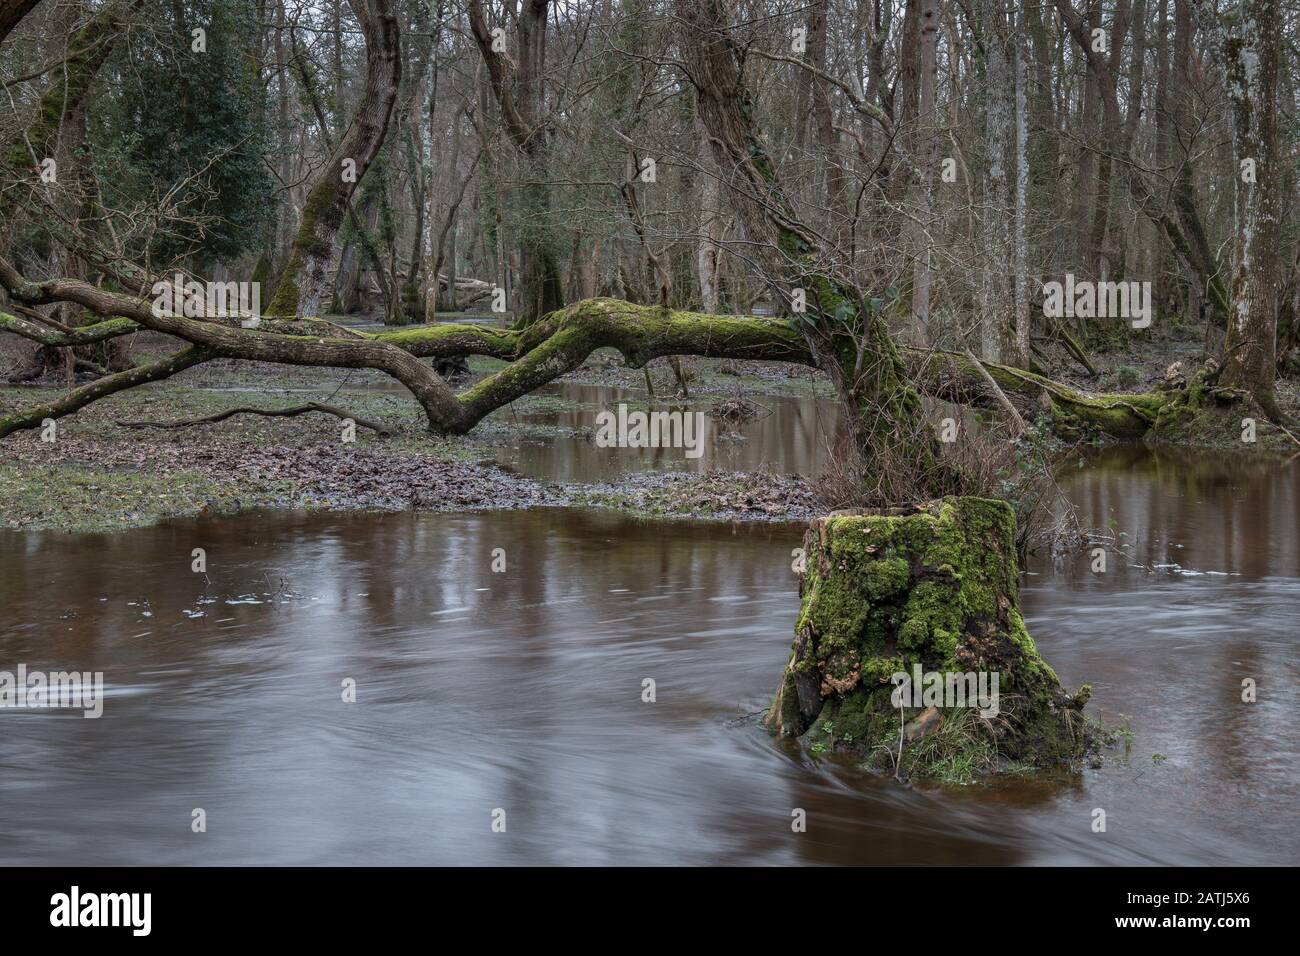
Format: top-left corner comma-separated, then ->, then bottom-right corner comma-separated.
768,497 -> 1093,780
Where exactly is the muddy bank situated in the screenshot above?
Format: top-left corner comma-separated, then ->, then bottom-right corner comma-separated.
0,352 -> 832,532
0,430 -> 568,532
576,469 -> 822,523
0,428 -> 830,533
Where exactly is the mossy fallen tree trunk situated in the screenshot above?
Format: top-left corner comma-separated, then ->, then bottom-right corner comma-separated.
768,497 -> 1093,778
0,346 -> 212,438
0,288 -> 1207,445
903,347 -> 1167,440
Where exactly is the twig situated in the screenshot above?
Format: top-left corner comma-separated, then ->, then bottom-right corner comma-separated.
115,402 -> 393,436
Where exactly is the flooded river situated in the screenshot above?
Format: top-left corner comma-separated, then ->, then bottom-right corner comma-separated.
0,429 -> 1296,864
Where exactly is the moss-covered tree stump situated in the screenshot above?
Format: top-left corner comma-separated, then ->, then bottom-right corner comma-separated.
767,497 -> 1092,779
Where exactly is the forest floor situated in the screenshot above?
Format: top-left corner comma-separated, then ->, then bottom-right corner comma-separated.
1,315 -> 1294,532
0,332 -> 831,531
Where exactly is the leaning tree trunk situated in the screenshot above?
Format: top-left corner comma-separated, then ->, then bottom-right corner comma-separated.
676,0 -> 947,502
467,0 -> 564,324
0,0 -> 42,45
768,498 -> 1093,777
2,0 -> 143,222
266,0 -> 400,318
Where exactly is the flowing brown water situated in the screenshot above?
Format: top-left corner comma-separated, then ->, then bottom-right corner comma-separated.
0,443 -> 1296,865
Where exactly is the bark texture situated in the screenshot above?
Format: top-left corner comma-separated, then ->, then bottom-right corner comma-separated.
767,497 -> 1093,775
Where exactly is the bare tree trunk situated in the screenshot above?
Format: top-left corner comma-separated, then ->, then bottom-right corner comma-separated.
1153,0 -> 1173,313
808,0 -> 851,252
430,117 -> 481,312
273,0 -> 295,274
398,0 -> 433,321
332,0 -> 347,133
467,0 -> 564,323
1012,2 -> 1031,368
1025,0 -> 1058,276
1216,0 -> 1283,418
267,0 -> 401,317
1090,0 -> 1133,281
1116,0 -> 1148,277
912,0 -> 940,341
334,241 -> 359,313
1169,0 -> 1224,319
695,118 -> 724,314
979,0 -> 1011,361
1072,0 -> 1103,282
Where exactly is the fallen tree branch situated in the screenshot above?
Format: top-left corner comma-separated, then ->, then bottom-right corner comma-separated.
0,347 -> 212,439
0,255 -> 467,430
0,310 -> 139,346
963,348 -> 1028,438
115,401 -> 393,436
902,346 -> 1164,440
436,274 -> 493,306
1044,316 -> 1099,377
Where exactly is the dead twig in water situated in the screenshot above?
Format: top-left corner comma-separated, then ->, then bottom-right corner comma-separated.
723,708 -> 766,727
